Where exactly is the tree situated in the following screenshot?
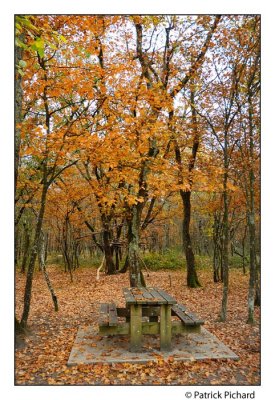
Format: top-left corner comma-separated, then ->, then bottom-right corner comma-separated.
233,16 -> 260,322
16,15 -> 260,322
128,15 -> 221,287
196,15 -> 260,320
17,16 -> 93,328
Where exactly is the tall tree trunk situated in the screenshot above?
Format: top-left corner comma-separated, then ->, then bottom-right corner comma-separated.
254,261 -> 260,306
62,215 -> 73,281
15,36 -> 24,189
247,208 -> 257,323
180,190 -> 200,287
15,36 -> 24,270
20,183 -> 48,328
38,231 -> 58,312
247,93 -> 257,323
219,140 -> 229,322
20,221 -> 31,273
241,225 -> 247,274
172,80 -> 201,288
128,205 -> 145,287
213,212 -> 222,282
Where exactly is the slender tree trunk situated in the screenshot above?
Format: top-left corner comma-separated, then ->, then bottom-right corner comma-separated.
20,222 -> 31,274
20,183 -> 48,328
242,225 -> 247,274
247,208 -> 256,323
38,231 -> 58,311
62,215 -> 73,281
115,247 -> 120,271
173,82 -> 201,288
180,190 -> 201,287
247,94 -> 257,324
219,142 -> 229,322
164,223 -> 170,251
15,36 -> 24,270
119,255 -> 129,273
213,213 -> 222,282
15,36 -> 23,190
254,261 -> 260,306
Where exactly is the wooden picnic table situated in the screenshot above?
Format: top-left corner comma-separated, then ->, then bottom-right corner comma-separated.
123,287 -> 177,352
98,287 -> 204,353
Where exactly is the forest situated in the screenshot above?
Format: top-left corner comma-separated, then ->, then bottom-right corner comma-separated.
15,15 -> 260,386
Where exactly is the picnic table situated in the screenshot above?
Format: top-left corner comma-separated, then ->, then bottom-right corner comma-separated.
123,287 -> 176,351
98,286 -> 204,352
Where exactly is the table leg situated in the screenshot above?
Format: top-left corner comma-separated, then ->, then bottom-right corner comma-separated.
130,304 -> 142,352
160,304 -> 172,351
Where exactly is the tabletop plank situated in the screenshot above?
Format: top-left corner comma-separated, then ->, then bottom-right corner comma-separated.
123,288 -> 136,303
154,288 -> 177,304
130,288 -> 146,301
140,287 -> 154,299
123,287 -> 176,305
145,287 -> 167,303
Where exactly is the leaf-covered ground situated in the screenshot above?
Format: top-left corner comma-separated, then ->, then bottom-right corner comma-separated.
15,266 -> 260,385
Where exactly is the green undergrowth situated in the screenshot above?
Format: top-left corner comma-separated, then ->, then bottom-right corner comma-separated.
46,253 -> 102,269
141,251 -> 212,271
140,252 -> 248,271
141,249 -> 185,271
23,251 -> 249,273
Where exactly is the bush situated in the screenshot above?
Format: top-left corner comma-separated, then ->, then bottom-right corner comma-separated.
229,254 -> 249,269
195,255 -> 212,270
46,253 -> 102,269
142,249 -> 186,271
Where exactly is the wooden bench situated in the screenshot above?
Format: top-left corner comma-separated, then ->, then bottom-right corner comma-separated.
172,304 -> 204,326
98,300 -> 204,338
99,303 -> 118,327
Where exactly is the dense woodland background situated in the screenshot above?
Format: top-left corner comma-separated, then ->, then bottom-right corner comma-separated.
15,15 -> 260,381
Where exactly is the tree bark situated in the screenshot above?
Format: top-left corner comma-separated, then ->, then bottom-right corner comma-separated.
20,221 -> 31,274
128,205 -> 146,287
102,226 -> 116,275
20,182 -> 48,328
15,35 -> 24,271
180,190 -> 200,287
254,262 -> 260,306
219,137 -> 229,322
173,82 -> 201,288
15,35 -> 24,189
38,231 -> 58,312
247,93 -> 257,324
213,212 -> 222,282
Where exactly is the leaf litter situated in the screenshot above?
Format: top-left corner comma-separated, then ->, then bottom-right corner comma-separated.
15,266 -> 260,385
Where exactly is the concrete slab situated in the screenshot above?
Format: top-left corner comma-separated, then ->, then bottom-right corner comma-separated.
68,325 -> 239,365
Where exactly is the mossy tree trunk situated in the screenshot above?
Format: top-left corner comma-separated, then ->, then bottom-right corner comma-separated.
128,204 -> 146,287
102,222 -> 116,275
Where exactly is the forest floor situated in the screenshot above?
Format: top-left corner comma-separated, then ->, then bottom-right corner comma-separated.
15,266 -> 260,386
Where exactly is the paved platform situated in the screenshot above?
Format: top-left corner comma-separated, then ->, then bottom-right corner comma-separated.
68,325 -> 239,365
